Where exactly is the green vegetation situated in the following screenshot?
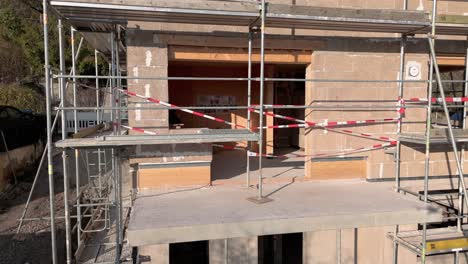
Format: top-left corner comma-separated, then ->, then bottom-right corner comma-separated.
0,0 -> 108,113
0,84 -> 45,113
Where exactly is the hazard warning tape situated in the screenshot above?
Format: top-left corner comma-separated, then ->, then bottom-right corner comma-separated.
397,97 -> 405,114
250,109 -> 396,142
249,108 -> 315,126
406,97 -> 468,103
121,124 -> 158,135
124,124 -> 397,159
119,89 -> 246,129
326,128 -> 395,142
248,141 -> 397,159
259,117 -> 399,130
253,103 -> 405,113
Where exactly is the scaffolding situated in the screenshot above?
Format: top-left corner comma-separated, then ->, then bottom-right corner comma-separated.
18,0 -> 468,263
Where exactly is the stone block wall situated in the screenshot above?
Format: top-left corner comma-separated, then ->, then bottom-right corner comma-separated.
301,46 -> 467,179
127,26 -> 169,133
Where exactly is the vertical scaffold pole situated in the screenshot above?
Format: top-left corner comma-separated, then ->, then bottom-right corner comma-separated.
246,30 -> 253,188
71,26 -> 82,247
424,0 -> 438,205
257,0 -> 266,200
393,2 -> 408,262
109,28 -> 121,263
459,39 -> 468,231
114,29 -> 119,135
395,38 -> 407,192
95,49 -> 100,124
58,19 -> 72,264
42,0 -> 57,263
110,31 -> 116,134
422,1 -> 438,263
455,38 -> 468,264
114,149 -> 121,263
393,33 -> 407,264
115,26 -> 123,251
94,49 -> 104,198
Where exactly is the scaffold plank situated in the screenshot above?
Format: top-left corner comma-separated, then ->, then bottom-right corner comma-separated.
399,130 -> 468,145
55,129 -> 259,148
50,0 -> 431,34
390,226 -> 468,256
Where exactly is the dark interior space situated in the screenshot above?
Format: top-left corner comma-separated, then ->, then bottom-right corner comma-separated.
169,240 -> 209,264
259,233 -> 303,264
273,65 -> 306,151
432,65 -> 466,128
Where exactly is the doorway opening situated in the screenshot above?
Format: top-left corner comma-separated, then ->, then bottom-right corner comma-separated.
259,233 -> 303,264
431,63 -> 466,128
273,65 -> 306,154
169,240 -> 209,264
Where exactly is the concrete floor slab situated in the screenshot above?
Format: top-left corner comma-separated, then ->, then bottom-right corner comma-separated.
127,180 -> 443,246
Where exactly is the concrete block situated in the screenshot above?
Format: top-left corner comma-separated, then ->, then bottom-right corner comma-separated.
138,163 -> 211,189
303,230 -> 336,264
307,159 -> 366,179
368,162 -> 396,179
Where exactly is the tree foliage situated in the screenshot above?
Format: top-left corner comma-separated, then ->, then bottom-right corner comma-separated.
0,0 -> 109,113
0,84 -> 45,112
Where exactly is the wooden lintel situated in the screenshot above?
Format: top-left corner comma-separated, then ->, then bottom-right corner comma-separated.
437,56 -> 466,66
169,46 -> 311,64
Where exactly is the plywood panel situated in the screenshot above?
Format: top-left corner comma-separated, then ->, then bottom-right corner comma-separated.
138,165 -> 211,189
169,46 -> 311,64
437,56 -> 466,66
306,160 -> 366,180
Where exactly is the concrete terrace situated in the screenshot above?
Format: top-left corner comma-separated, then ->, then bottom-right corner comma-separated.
127,180 -> 442,246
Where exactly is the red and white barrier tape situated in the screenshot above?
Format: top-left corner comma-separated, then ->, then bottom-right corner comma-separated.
254,103 -> 405,114
121,124 -> 158,135
119,89 -> 246,129
406,97 -> 468,103
250,109 -> 395,142
249,108 -> 315,126
259,117 -> 399,130
124,124 -> 397,159
326,128 -> 395,142
248,141 -> 397,159
397,97 -> 405,114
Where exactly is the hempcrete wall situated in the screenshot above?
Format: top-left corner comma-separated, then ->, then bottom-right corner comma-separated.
305,50 -> 429,179
126,24 -> 212,164
305,48 -> 468,179
408,0 -> 468,14
127,27 -> 168,132
126,17 -> 468,179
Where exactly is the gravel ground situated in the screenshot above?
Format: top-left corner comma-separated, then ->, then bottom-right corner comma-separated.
0,154 -> 67,264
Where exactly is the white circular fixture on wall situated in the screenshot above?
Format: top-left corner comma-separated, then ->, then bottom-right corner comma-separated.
409,65 -> 420,77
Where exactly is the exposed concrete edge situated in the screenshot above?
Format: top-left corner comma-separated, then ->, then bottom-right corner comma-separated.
127,207 -> 443,246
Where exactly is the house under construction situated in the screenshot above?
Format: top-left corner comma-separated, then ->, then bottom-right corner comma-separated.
27,0 -> 468,263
